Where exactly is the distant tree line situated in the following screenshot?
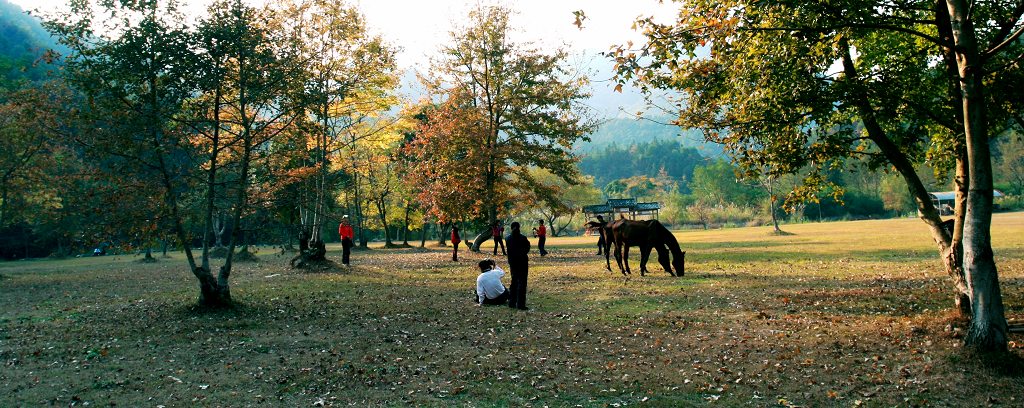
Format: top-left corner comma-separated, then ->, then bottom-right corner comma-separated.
578,135 -> 1024,231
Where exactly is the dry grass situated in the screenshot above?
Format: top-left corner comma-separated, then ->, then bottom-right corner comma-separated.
1,213 -> 1022,407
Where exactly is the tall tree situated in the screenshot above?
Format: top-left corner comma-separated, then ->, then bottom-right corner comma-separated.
192,0 -> 302,293
273,0 -> 397,260
404,95 -> 491,225
45,0 -> 215,299
420,4 -> 597,248
605,0 -> 1022,351
46,0 -> 301,306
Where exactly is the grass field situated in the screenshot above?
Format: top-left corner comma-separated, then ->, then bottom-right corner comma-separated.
2,213 -> 1022,407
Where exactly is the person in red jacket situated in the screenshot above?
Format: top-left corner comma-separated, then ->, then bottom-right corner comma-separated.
533,219 -> 548,256
451,225 -> 461,261
491,221 -> 506,256
338,216 -> 354,266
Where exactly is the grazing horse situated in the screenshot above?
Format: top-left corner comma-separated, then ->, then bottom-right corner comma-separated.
604,219 -> 685,277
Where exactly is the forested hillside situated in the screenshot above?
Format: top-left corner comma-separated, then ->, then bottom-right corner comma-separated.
579,138 -> 707,189
575,116 -> 721,155
0,0 -> 58,87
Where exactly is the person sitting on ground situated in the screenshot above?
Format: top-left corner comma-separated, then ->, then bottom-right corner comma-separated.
475,259 -> 509,306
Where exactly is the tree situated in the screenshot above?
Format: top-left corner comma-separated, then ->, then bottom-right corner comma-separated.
46,0 -> 301,306
419,4 -> 597,247
404,95 -> 491,225
605,0 -> 1023,351
688,160 -> 760,208
273,0 -> 398,258
0,84 -> 63,228
579,138 -> 705,189
46,0 -> 218,300
192,0 -> 302,289
521,168 -> 602,237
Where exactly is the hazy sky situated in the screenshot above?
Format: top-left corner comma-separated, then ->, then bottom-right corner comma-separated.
11,0 -> 674,69
11,0 -> 676,118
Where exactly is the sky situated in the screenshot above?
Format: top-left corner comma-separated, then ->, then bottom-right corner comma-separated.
11,0 -> 674,69
11,0 -> 677,117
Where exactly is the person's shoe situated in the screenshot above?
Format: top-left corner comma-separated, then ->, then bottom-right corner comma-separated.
517,306 -> 530,311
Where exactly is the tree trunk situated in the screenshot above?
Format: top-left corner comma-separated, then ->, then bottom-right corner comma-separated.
419,222 -> 428,248
935,0 -> 971,318
140,246 -> 157,263
841,39 -> 974,316
213,213 -> 227,248
470,230 -> 489,252
946,0 -> 1008,352
950,154 -> 971,317
218,52 -> 256,294
375,196 -> 392,246
200,84 -> 223,273
770,198 -> 781,233
198,272 -> 231,307
402,204 -> 412,245
352,173 -> 369,249
437,223 -> 447,246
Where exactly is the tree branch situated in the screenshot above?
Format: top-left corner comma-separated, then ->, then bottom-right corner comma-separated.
982,24 -> 1024,62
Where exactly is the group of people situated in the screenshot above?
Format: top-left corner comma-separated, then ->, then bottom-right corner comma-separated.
338,214 -> 605,311
473,221 -> 532,310
450,220 -> 548,261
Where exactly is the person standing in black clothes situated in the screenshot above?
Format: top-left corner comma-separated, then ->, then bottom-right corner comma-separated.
594,215 -> 606,255
505,222 -> 531,310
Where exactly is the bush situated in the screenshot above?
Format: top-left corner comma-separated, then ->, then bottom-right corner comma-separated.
996,195 -> 1024,212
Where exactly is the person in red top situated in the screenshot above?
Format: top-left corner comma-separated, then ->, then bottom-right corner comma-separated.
534,219 -> 548,256
450,225 -> 461,261
338,215 -> 354,266
491,221 -> 506,256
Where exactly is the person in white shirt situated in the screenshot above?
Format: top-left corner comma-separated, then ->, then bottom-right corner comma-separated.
475,259 -> 509,306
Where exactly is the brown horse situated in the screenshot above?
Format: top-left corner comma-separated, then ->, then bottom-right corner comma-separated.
602,219 -> 685,277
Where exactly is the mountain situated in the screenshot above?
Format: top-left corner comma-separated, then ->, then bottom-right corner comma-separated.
574,116 -> 722,157
0,0 -> 62,88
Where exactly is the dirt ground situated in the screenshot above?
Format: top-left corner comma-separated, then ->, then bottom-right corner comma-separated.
1,214 -> 1022,406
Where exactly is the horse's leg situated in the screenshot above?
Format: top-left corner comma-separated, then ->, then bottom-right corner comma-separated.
639,245 -> 653,276
604,236 -> 612,271
613,241 -> 627,276
618,243 -> 626,274
603,230 -> 613,268
655,244 -> 673,276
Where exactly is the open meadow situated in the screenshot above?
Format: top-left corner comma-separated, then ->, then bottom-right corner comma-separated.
2,213 -> 1023,407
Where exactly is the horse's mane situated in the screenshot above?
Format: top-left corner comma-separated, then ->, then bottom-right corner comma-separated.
651,220 -> 684,256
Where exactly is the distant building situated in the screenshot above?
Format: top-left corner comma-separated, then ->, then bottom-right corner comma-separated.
583,198 -> 660,220
928,190 -> 1005,215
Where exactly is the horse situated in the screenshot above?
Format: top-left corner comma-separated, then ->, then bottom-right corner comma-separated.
605,219 -> 685,277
